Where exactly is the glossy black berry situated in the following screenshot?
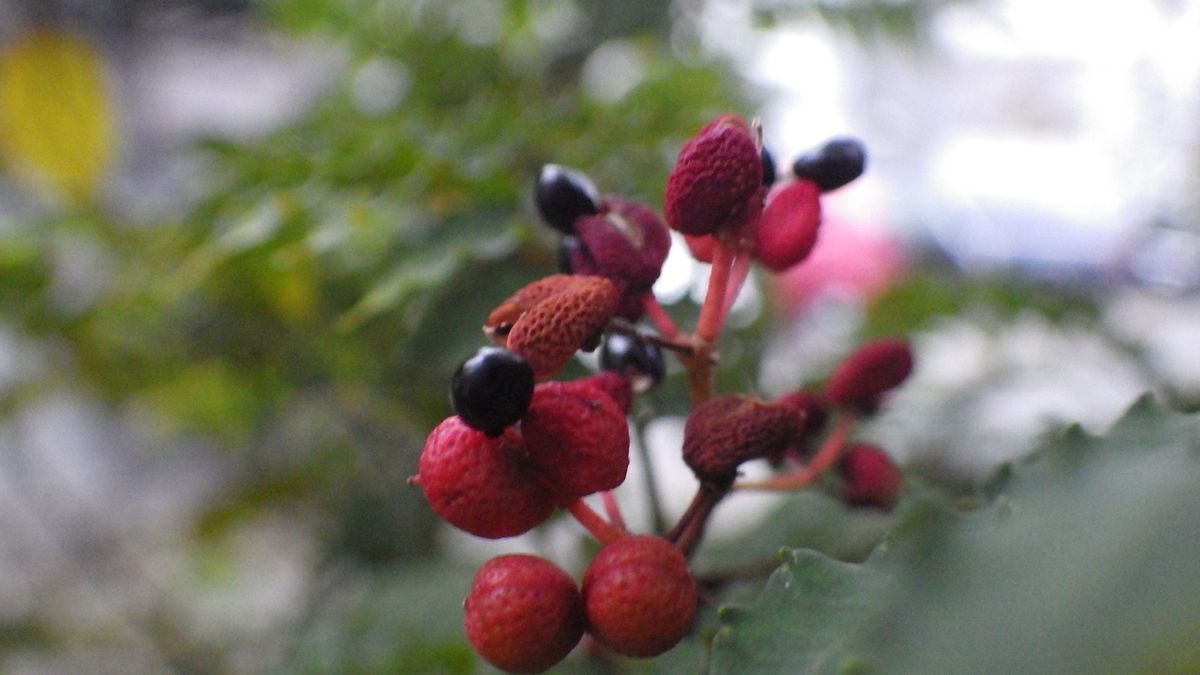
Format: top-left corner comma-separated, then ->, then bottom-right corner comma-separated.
535,164 -> 601,234
791,137 -> 866,192
599,332 -> 665,393
760,146 -> 777,187
451,347 -> 535,437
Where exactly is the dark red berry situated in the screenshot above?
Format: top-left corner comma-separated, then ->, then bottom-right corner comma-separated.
464,554 -> 585,673
682,394 -> 806,485
582,535 -> 697,658
522,379 -> 630,503
791,137 -> 866,192
413,418 -> 554,539
838,444 -> 901,510
824,339 -> 913,414
761,145 -> 777,187
535,164 -> 600,234
567,197 -> 671,321
451,346 -> 535,437
753,179 -> 822,272
664,113 -> 763,236
599,331 -> 665,393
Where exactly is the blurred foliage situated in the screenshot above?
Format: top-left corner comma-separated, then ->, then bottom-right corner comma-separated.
711,397 -> 1200,674
0,29 -> 114,202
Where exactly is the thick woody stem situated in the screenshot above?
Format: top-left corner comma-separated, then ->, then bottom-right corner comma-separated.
665,481 -> 730,558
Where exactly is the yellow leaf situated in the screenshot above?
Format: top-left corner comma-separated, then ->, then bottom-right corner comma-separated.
0,29 -> 116,202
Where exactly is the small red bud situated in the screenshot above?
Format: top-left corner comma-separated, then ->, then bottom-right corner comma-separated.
838,444 -> 901,510
824,339 -> 914,414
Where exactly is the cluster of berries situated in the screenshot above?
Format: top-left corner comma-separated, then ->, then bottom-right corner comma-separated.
409,113 -> 910,672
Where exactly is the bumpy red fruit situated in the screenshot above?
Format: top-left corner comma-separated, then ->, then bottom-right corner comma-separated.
568,197 -> 671,319
753,179 -> 822,271
838,443 -> 901,510
682,394 -> 806,484
413,417 -> 554,538
464,554 -> 585,673
522,379 -> 630,503
824,339 -> 914,413
485,275 -> 621,379
664,114 -> 763,236
582,535 -> 697,658
574,370 -> 633,416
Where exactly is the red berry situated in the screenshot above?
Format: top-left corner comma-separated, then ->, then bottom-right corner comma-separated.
582,535 -> 697,658
664,114 -> 763,236
824,339 -> 914,414
464,554 -> 585,673
567,197 -> 671,320
838,443 -> 901,510
682,394 -> 805,485
774,390 -> 830,457
522,379 -> 630,503
413,417 -> 554,538
753,179 -> 822,272
575,370 -> 634,416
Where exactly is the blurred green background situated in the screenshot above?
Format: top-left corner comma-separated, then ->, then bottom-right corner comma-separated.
1,0 -> 1198,673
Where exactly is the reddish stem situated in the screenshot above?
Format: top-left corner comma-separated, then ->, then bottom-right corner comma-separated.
665,482 -> 730,557
695,239 -> 736,344
599,490 -> 626,531
565,498 -> 626,545
734,413 -> 856,491
642,293 -> 681,342
719,252 -> 753,321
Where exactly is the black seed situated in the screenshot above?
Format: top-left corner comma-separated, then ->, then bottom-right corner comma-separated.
599,332 -> 665,393
535,164 -> 601,234
761,146 -> 777,187
791,137 -> 866,192
450,347 -> 535,437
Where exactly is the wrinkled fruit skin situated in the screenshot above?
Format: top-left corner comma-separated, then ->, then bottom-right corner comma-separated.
683,394 -> 805,485
582,535 -> 697,658
450,346 -> 535,437
535,164 -> 601,235
791,136 -> 867,192
568,197 -> 671,320
838,444 -> 901,510
465,554 -> 585,673
824,339 -> 914,414
753,179 -> 822,272
485,275 -> 621,379
664,114 -> 763,236
775,390 -> 829,457
414,417 -> 554,539
522,379 -> 630,503
575,370 -> 633,416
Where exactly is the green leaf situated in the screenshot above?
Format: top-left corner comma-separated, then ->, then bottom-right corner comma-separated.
710,398 -> 1200,674
710,548 -> 887,674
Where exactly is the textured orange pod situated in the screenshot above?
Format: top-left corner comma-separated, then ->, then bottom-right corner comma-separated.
682,394 -> 805,484
505,276 -> 620,379
484,274 -> 581,345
